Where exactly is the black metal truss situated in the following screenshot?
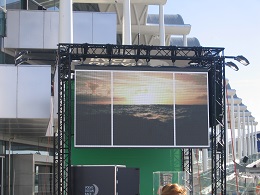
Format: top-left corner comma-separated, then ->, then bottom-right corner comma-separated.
209,58 -> 227,195
54,43 -> 226,195
54,45 -> 73,195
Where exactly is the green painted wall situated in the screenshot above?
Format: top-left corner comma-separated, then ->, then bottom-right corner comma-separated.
71,145 -> 182,195
68,81 -> 183,195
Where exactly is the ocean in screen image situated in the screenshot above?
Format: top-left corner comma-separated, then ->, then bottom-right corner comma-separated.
76,104 -> 112,146
175,104 -> 209,146
113,104 -> 174,146
76,103 -> 208,147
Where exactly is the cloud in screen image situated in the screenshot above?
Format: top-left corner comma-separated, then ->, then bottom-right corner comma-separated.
75,71 -> 112,146
174,73 -> 209,146
112,71 -> 175,146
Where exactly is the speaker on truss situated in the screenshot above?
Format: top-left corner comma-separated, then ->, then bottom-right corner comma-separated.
217,142 -> 223,153
242,156 -> 249,163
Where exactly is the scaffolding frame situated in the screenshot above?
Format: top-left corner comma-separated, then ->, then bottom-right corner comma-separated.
54,43 -> 226,195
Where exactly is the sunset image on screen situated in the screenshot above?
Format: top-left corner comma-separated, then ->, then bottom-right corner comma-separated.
113,71 -> 173,105
113,71 -> 175,146
174,72 -> 209,147
75,69 -> 209,147
75,70 -> 112,146
175,73 -> 208,105
76,71 -> 111,105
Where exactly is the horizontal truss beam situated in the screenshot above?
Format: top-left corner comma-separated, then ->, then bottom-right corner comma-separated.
59,43 -> 224,65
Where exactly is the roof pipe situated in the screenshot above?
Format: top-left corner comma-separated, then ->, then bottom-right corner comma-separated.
122,0 -> 132,45
59,0 -> 73,43
159,4 -> 165,46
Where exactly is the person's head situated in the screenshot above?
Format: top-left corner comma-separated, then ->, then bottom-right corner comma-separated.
161,183 -> 187,195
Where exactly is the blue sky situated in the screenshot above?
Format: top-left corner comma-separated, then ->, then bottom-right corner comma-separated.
149,0 -> 260,127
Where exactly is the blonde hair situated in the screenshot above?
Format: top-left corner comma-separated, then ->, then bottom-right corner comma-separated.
161,183 -> 187,195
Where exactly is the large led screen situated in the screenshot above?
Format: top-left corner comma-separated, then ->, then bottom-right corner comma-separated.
75,66 -> 209,148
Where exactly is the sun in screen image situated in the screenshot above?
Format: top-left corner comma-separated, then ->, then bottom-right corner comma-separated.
112,71 -> 175,146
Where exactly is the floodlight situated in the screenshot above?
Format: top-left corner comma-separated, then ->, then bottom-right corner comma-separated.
15,50 -> 28,61
234,55 -> 250,66
225,55 -> 250,66
225,61 -> 239,71
15,58 -> 27,66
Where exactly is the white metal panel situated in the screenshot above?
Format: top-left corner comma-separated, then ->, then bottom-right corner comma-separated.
0,65 -> 17,118
17,65 -> 51,118
4,10 -> 116,49
19,11 -> 44,48
44,11 -> 59,49
4,10 -> 20,48
93,13 -> 116,44
73,12 -> 93,44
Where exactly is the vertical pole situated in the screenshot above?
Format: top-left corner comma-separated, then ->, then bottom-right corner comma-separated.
159,4 -> 165,46
237,104 -> 242,160
59,0 -> 73,43
231,95 -> 236,160
250,121 -> 254,154
242,110 -> 247,157
247,116 -> 251,156
254,122 -> 258,153
122,0 -> 132,45
253,121 -> 256,154
202,149 -> 208,171
225,95 -> 229,163
183,35 -> 187,46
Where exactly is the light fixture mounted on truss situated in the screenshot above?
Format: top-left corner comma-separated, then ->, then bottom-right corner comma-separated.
225,55 -> 250,71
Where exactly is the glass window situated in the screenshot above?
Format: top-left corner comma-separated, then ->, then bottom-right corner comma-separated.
35,164 -> 52,195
